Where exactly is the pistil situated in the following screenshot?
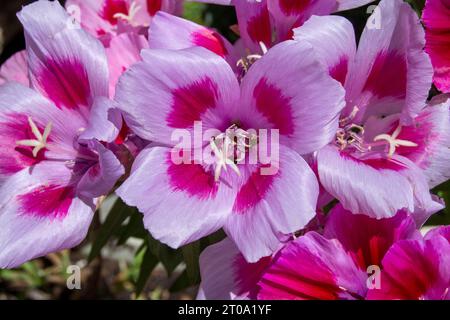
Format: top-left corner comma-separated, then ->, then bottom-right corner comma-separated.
16,117 -> 52,158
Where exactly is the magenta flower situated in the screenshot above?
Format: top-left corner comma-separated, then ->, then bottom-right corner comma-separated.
204,0 -> 373,54
423,0 -> 450,93
0,1 -> 124,268
198,204 -> 449,300
115,38 -> 346,262
292,0 -> 448,219
65,0 -> 183,41
366,226 -> 450,300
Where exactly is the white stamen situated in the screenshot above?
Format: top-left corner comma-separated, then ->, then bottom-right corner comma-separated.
16,117 -> 52,158
236,42 -> 268,73
113,1 -> 141,24
259,41 -> 268,54
210,125 -> 256,182
373,125 -> 418,157
210,137 -> 240,182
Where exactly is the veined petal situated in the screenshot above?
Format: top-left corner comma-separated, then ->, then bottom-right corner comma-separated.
198,237 -> 271,300
0,51 -> 29,86
324,204 -> 421,270
76,140 -> 124,199
267,0 -> 337,42
107,32 -> 148,97
293,15 -> 356,86
423,0 -> 450,93
240,40 -> 345,154
116,146 -> 236,248
233,0 -> 273,54
224,146 -> 319,263
345,0 -> 433,124
148,12 -> 236,63
0,161 -> 94,268
366,235 -> 450,300
115,47 -> 240,144
317,145 -> 415,218
18,0 -> 109,111
257,232 -> 367,300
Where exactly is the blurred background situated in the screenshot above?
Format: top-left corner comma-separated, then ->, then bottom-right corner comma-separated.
0,0 -> 447,300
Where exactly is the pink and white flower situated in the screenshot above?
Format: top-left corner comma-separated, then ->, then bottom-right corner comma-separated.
0,1 -> 124,268
292,0 -> 448,219
198,204 -> 450,300
115,38 -> 346,262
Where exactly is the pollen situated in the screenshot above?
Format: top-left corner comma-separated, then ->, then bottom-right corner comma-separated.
210,125 -> 257,182
16,116 -> 52,158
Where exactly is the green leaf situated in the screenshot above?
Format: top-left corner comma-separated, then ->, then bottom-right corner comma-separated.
181,241 -> 201,285
134,241 -> 159,297
148,236 -> 183,276
183,2 -> 207,24
169,269 -> 191,293
88,198 -> 131,262
116,209 -> 146,245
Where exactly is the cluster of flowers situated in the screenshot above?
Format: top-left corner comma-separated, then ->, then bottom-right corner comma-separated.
0,0 -> 449,300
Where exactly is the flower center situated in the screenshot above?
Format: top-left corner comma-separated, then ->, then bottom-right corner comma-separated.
210,124 -> 257,181
237,42 -> 268,75
16,116 -> 52,158
335,106 -> 417,158
113,1 -> 141,26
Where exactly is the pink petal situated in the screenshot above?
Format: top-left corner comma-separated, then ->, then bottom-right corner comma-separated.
0,161 -> 94,268
240,40 -> 345,154
257,232 -> 367,300
324,204 -> 421,269
423,0 -> 450,93
18,1 -> 109,111
224,146 -> 319,262
293,15 -> 356,86
116,146 -> 236,248
0,51 -> 29,86
115,47 -> 240,144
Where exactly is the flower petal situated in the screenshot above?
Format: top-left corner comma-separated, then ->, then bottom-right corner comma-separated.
257,232 -> 367,300
148,12 -> 236,63
423,0 -> 450,93
293,15 -> 356,86
0,83 -> 85,180
324,204 -> 421,269
107,32 -> 148,97
366,235 -> 450,300
116,146 -> 236,248
18,0 -> 109,111
233,0 -> 272,53
115,46 -> 240,144
77,140 -> 124,199
224,146 -> 319,262
0,51 -> 29,86
267,0 -> 337,42
240,40 -> 345,154
345,0 -> 433,124
198,237 -> 271,300
0,161 -> 94,268
317,145 -> 423,218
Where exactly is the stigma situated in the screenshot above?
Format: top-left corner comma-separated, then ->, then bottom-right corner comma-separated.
113,1 -> 141,25
16,117 -> 52,158
373,125 -> 418,157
